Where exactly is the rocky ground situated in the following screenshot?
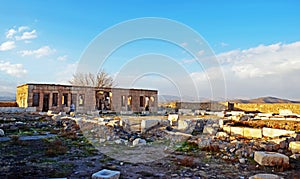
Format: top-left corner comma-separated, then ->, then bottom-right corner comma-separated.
1,113 -> 300,178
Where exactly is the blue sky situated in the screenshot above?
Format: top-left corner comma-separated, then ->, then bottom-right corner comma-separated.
0,0 -> 300,100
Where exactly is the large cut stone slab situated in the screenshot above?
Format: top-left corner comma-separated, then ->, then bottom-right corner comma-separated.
141,119 -> 161,133
249,173 -> 283,179
230,126 -> 244,136
222,125 -> 231,133
289,141 -> 300,154
263,128 -> 295,138
178,119 -> 197,133
254,151 -> 289,167
92,169 -> 120,179
243,127 -> 262,138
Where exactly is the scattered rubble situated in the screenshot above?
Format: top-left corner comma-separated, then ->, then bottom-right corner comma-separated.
1,109 -> 300,178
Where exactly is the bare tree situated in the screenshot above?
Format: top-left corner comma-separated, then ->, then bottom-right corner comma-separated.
69,71 -> 114,88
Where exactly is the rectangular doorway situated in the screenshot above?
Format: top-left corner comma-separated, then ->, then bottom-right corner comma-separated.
42,93 -> 49,112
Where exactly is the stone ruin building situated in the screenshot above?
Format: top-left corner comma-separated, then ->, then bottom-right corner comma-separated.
16,83 -> 158,113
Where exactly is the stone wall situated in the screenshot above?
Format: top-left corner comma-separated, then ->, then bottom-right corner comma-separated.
175,102 -> 227,111
111,88 -> 157,113
17,84 -> 96,113
233,103 -> 300,114
16,83 -> 158,113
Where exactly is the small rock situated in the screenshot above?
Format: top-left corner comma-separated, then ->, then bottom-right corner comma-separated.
290,154 -> 300,159
216,132 -> 229,138
0,129 -> 4,136
171,174 -> 178,177
166,126 -> 173,131
239,158 -> 246,164
249,173 -> 283,179
92,169 -> 120,179
132,138 -> 146,147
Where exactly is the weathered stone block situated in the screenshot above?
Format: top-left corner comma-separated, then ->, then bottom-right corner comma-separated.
132,138 -> 146,147
203,126 -> 217,135
222,125 -> 231,133
47,110 -> 53,115
216,132 -> 229,138
263,128 -> 295,138
243,127 -> 262,138
168,114 -> 179,126
0,129 -> 4,136
279,109 -> 293,116
92,169 -> 120,179
219,119 -> 224,128
178,119 -> 195,133
141,119 -> 161,133
254,151 -> 289,166
249,173 -> 283,179
289,141 -> 300,154
230,126 -> 244,136
178,109 -> 193,115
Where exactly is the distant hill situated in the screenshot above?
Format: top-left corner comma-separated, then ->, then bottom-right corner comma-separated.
159,95 -> 300,104
158,95 -> 181,103
231,96 -> 300,104
158,95 -> 213,103
0,92 -> 16,101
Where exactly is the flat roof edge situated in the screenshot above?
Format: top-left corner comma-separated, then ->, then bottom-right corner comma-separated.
17,83 -> 158,92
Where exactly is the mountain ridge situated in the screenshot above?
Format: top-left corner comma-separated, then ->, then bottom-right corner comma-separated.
158,95 -> 300,104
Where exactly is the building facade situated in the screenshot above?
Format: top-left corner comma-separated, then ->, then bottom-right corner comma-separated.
175,101 -> 233,111
16,83 -> 158,113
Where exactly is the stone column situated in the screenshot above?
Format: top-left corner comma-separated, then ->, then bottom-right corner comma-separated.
39,93 -> 43,111
49,93 -> 53,110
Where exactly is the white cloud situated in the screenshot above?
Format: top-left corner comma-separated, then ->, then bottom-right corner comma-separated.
197,50 -> 205,56
190,41 -> 300,99
55,62 -> 78,84
57,55 -> 68,61
220,42 -> 229,47
0,61 -> 27,77
18,26 -> 30,32
181,58 -> 195,64
6,29 -> 17,39
19,46 -> 56,58
5,26 -> 37,41
180,42 -> 188,47
16,30 -> 37,40
218,41 -> 300,79
0,41 -> 16,51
